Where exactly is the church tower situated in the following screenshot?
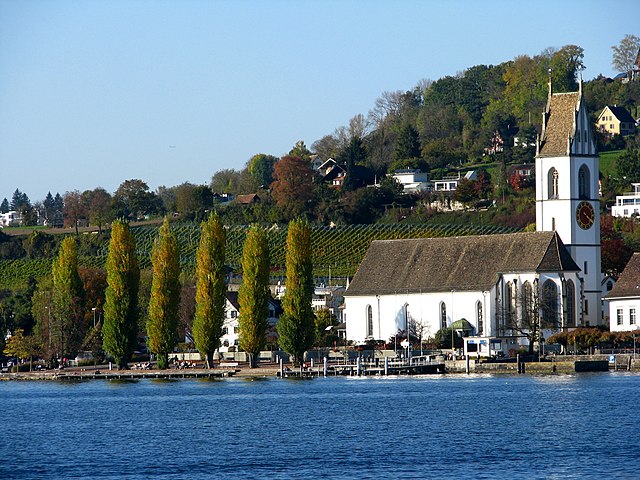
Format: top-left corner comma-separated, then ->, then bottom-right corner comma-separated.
535,79 -> 602,326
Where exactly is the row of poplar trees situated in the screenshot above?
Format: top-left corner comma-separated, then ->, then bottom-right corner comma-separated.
100,215 -> 315,369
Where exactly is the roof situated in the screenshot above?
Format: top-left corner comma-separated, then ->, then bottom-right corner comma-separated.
225,291 -> 240,310
345,231 -> 579,296
235,193 -> 260,204
539,92 -> 579,157
605,253 -> 640,299
605,105 -> 636,124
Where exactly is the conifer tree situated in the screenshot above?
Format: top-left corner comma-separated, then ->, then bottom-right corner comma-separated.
277,219 -> 315,365
51,236 -> 85,359
192,213 -> 226,368
238,224 -> 270,368
103,220 -> 139,369
147,217 -> 181,369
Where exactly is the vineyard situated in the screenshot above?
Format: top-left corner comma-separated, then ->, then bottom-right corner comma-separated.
0,222 -> 518,290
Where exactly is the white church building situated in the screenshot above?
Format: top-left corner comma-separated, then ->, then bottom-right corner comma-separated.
344,81 -> 602,350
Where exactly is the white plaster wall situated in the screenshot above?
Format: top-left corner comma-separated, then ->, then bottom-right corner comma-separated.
609,298 -> 640,333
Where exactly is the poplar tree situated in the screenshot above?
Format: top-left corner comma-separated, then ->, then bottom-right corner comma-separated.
238,224 -> 270,368
192,213 -> 226,368
277,219 -> 315,365
51,236 -> 85,359
147,217 -> 181,369
103,220 -> 139,369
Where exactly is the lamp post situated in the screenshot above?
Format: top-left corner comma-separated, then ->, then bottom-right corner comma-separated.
451,289 -> 455,354
92,307 -> 97,328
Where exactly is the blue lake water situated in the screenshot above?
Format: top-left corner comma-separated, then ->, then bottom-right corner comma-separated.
1,372 -> 638,479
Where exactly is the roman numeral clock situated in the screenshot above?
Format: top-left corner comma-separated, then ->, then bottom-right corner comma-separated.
576,201 -> 595,229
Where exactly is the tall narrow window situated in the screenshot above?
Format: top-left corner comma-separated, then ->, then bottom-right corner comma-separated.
522,281 -> 533,327
541,280 -> 558,328
440,302 -> 447,330
578,165 -> 590,199
366,305 -> 373,337
565,280 -> 576,327
617,309 -> 624,325
631,308 -> 637,325
505,282 -> 514,328
548,168 -> 559,199
476,301 -> 483,335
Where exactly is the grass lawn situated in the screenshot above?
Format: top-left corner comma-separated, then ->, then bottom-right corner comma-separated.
599,150 -> 623,177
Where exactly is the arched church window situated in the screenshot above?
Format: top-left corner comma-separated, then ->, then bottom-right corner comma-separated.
522,281 -> 533,327
547,168 -> 559,199
541,280 -> 558,328
505,282 -> 514,327
565,280 -> 576,327
366,305 -> 373,337
476,301 -> 483,335
578,165 -> 590,199
440,302 -> 447,330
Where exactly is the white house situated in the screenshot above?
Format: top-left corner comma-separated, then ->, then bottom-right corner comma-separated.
433,170 -> 476,192
344,80 -> 603,350
312,285 -> 345,322
0,211 -> 21,227
606,253 -> 640,333
611,183 -> 640,218
390,169 -> 431,194
219,291 -> 282,352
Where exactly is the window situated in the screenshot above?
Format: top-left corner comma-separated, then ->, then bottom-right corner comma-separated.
578,165 -> 590,199
476,301 -> 483,335
440,302 -> 447,330
552,218 -> 556,231
631,308 -> 637,325
583,261 -> 588,275
231,310 -> 237,318
617,309 -> 623,325
505,282 -> 515,326
222,327 -> 228,335
366,305 -> 373,337
584,299 -> 589,316
541,280 -> 558,328
548,168 -> 559,199
565,280 -> 575,327
606,281 -> 613,291
522,281 -> 533,327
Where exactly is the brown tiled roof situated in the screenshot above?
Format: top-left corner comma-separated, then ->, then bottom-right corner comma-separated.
539,92 -> 579,156
236,193 -> 260,204
345,231 -> 579,296
605,253 -> 640,299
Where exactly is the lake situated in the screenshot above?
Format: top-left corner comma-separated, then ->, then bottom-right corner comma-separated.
1,372 -> 638,479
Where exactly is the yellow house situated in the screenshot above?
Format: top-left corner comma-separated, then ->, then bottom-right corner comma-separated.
596,105 -> 637,136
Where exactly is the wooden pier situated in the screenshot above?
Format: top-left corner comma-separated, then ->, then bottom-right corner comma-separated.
278,356 -> 446,378
22,368 -> 239,381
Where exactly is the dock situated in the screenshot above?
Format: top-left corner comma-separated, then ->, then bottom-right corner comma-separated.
278,355 -> 445,377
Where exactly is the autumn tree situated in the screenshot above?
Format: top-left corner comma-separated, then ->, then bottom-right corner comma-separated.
270,156 -> 315,218
147,218 -> 181,369
192,213 -> 227,368
612,34 -> 640,79
238,224 -> 270,368
82,188 -> 113,233
51,236 -> 86,358
3,329 -> 41,371
103,220 -> 140,368
63,190 -> 86,236
277,219 -> 315,365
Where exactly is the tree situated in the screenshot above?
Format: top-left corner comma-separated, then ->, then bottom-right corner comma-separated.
338,136 -> 368,192
288,140 -> 312,161
175,183 -> 213,220
270,156 -> 315,218
393,124 -> 422,163
192,213 -> 227,369
277,219 -> 315,365
210,169 -> 242,194
3,329 -> 41,371
83,188 -> 114,233
238,224 -> 270,368
612,34 -> 640,79
103,220 -> 139,368
147,217 -> 181,369
63,190 -> 87,236
114,179 -> 162,219
248,153 -> 278,189
51,236 -> 86,359
10,189 -> 30,211
454,178 -> 478,207
617,147 -> 640,181
1,198 -> 10,213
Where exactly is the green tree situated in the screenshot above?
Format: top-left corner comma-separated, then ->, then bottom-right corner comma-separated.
393,124 -> 422,162
3,329 -> 41,371
192,213 -> 227,368
113,179 -> 162,219
612,34 -> 640,79
51,236 -> 86,359
288,140 -> 312,161
103,220 -> 139,368
238,224 -> 270,368
617,147 -> 640,181
147,218 -> 181,369
1,198 -> 9,213
277,219 -> 315,365
248,153 -> 278,189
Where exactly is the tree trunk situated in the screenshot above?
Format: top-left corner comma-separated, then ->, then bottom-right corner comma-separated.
205,351 -> 214,369
157,352 -> 169,370
248,352 -> 256,368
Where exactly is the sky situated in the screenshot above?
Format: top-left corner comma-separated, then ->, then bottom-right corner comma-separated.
1,0 -> 638,205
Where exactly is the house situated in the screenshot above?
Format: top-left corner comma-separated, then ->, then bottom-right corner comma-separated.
344,232 -> 582,348
390,169 -> 431,194
596,105 -> 637,137
321,163 -> 375,189
312,285 -> 346,322
432,170 -> 476,192
235,193 -> 261,205
605,253 -> 640,333
344,81 -> 603,350
219,291 -> 282,352
508,164 -> 534,179
0,211 -> 21,227
611,183 -> 640,218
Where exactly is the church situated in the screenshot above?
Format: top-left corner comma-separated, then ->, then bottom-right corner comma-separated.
344,80 -> 602,351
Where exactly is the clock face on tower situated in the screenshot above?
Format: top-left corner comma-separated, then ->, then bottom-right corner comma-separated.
576,201 -> 595,230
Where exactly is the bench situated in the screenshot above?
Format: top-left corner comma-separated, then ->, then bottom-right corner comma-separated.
219,362 -> 239,369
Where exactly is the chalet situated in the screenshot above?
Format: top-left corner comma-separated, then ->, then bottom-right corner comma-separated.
605,253 -> 640,333
596,105 -> 637,137
219,291 -> 282,352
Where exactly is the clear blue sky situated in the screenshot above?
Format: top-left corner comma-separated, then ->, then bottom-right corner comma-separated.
1,0 -> 638,204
